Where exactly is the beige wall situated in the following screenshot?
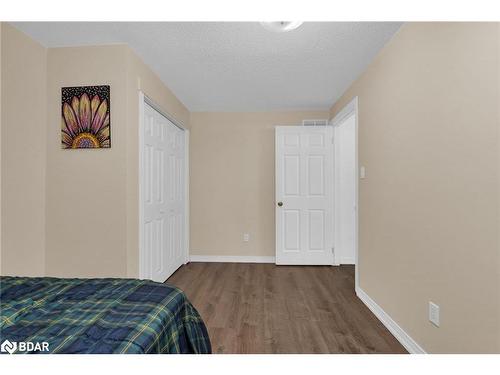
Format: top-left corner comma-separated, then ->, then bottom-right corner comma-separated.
1,22 -> 2,273
330,22 -> 500,353
45,45 -> 190,278
498,24 -> 500,347
45,45 -> 129,277
1,23 -> 47,276
0,24 -> 189,278
189,111 -> 328,257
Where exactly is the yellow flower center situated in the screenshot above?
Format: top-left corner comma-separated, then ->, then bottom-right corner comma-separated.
72,133 -> 100,148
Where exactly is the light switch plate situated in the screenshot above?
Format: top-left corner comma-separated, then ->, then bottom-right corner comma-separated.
360,166 -> 366,179
429,301 -> 440,327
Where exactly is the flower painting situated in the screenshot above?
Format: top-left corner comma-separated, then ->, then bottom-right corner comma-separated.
61,85 -> 111,149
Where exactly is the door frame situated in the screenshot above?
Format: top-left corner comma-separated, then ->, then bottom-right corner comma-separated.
330,96 -> 359,289
138,91 -> 190,280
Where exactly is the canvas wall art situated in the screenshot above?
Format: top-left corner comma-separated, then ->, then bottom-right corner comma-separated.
61,85 -> 111,149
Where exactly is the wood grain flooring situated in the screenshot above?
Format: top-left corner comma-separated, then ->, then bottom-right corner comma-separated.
167,262 -> 407,354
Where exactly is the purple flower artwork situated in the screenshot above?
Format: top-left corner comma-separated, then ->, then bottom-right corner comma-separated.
61,85 -> 111,149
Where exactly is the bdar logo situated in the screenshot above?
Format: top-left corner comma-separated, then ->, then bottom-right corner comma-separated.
1,339 -> 17,354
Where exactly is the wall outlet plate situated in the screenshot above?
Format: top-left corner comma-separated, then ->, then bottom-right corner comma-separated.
243,233 -> 250,242
429,301 -> 440,327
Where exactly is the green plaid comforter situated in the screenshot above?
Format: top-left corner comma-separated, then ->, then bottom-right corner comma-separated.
0,276 -> 211,354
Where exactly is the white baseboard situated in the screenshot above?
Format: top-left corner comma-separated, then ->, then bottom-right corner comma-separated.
189,255 -> 276,264
356,286 -> 426,354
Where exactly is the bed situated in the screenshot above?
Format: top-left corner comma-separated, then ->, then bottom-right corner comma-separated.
0,276 -> 211,354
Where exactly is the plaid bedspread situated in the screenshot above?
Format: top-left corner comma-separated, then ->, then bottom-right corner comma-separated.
0,276 -> 211,354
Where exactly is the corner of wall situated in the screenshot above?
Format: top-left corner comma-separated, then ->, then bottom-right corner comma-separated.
0,22 -> 3,275
42,30 -> 49,278
125,45 -> 139,279
497,21 -> 500,353
1,23 -> 47,276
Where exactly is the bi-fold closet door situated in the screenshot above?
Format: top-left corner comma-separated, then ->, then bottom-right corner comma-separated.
141,100 -> 186,282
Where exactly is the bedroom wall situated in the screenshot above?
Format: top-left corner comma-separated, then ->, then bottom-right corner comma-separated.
330,22 -> 500,353
45,45 -> 130,277
0,23 -> 190,278
0,22 -> 2,274
497,24 -> 500,348
1,23 -> 47,276
189,111 -> 328,259
45,44 -> 190,278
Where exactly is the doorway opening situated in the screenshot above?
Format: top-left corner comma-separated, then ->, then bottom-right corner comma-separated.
331,97 -> 359,287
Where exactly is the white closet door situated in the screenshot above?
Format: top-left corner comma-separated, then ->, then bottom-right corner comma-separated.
141,102 -> 185,282
275,126 -> 334,265
165,115 -> 186,279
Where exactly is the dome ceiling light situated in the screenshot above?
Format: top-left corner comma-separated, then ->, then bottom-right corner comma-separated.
260,21 -> 303,33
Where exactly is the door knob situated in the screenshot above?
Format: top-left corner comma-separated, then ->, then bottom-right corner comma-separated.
277,201 -> 283,207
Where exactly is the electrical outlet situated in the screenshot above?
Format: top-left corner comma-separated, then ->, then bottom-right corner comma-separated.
243,233 -> 250,242
429,301 -> 440,327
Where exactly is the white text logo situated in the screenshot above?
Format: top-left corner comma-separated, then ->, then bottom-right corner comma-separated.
1,339 -> 49,354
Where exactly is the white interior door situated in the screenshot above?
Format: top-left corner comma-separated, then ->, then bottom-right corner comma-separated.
334,114 -> 356,264
141,100 -> 185,282
275,126 -> 334,265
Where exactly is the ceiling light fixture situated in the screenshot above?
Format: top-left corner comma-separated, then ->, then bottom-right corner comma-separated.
260,21 -> 303,33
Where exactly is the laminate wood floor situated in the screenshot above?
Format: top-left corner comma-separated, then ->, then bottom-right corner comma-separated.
167,262 -> 407,354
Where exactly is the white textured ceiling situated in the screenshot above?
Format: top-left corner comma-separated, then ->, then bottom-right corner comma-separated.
12,22 -> 402,112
